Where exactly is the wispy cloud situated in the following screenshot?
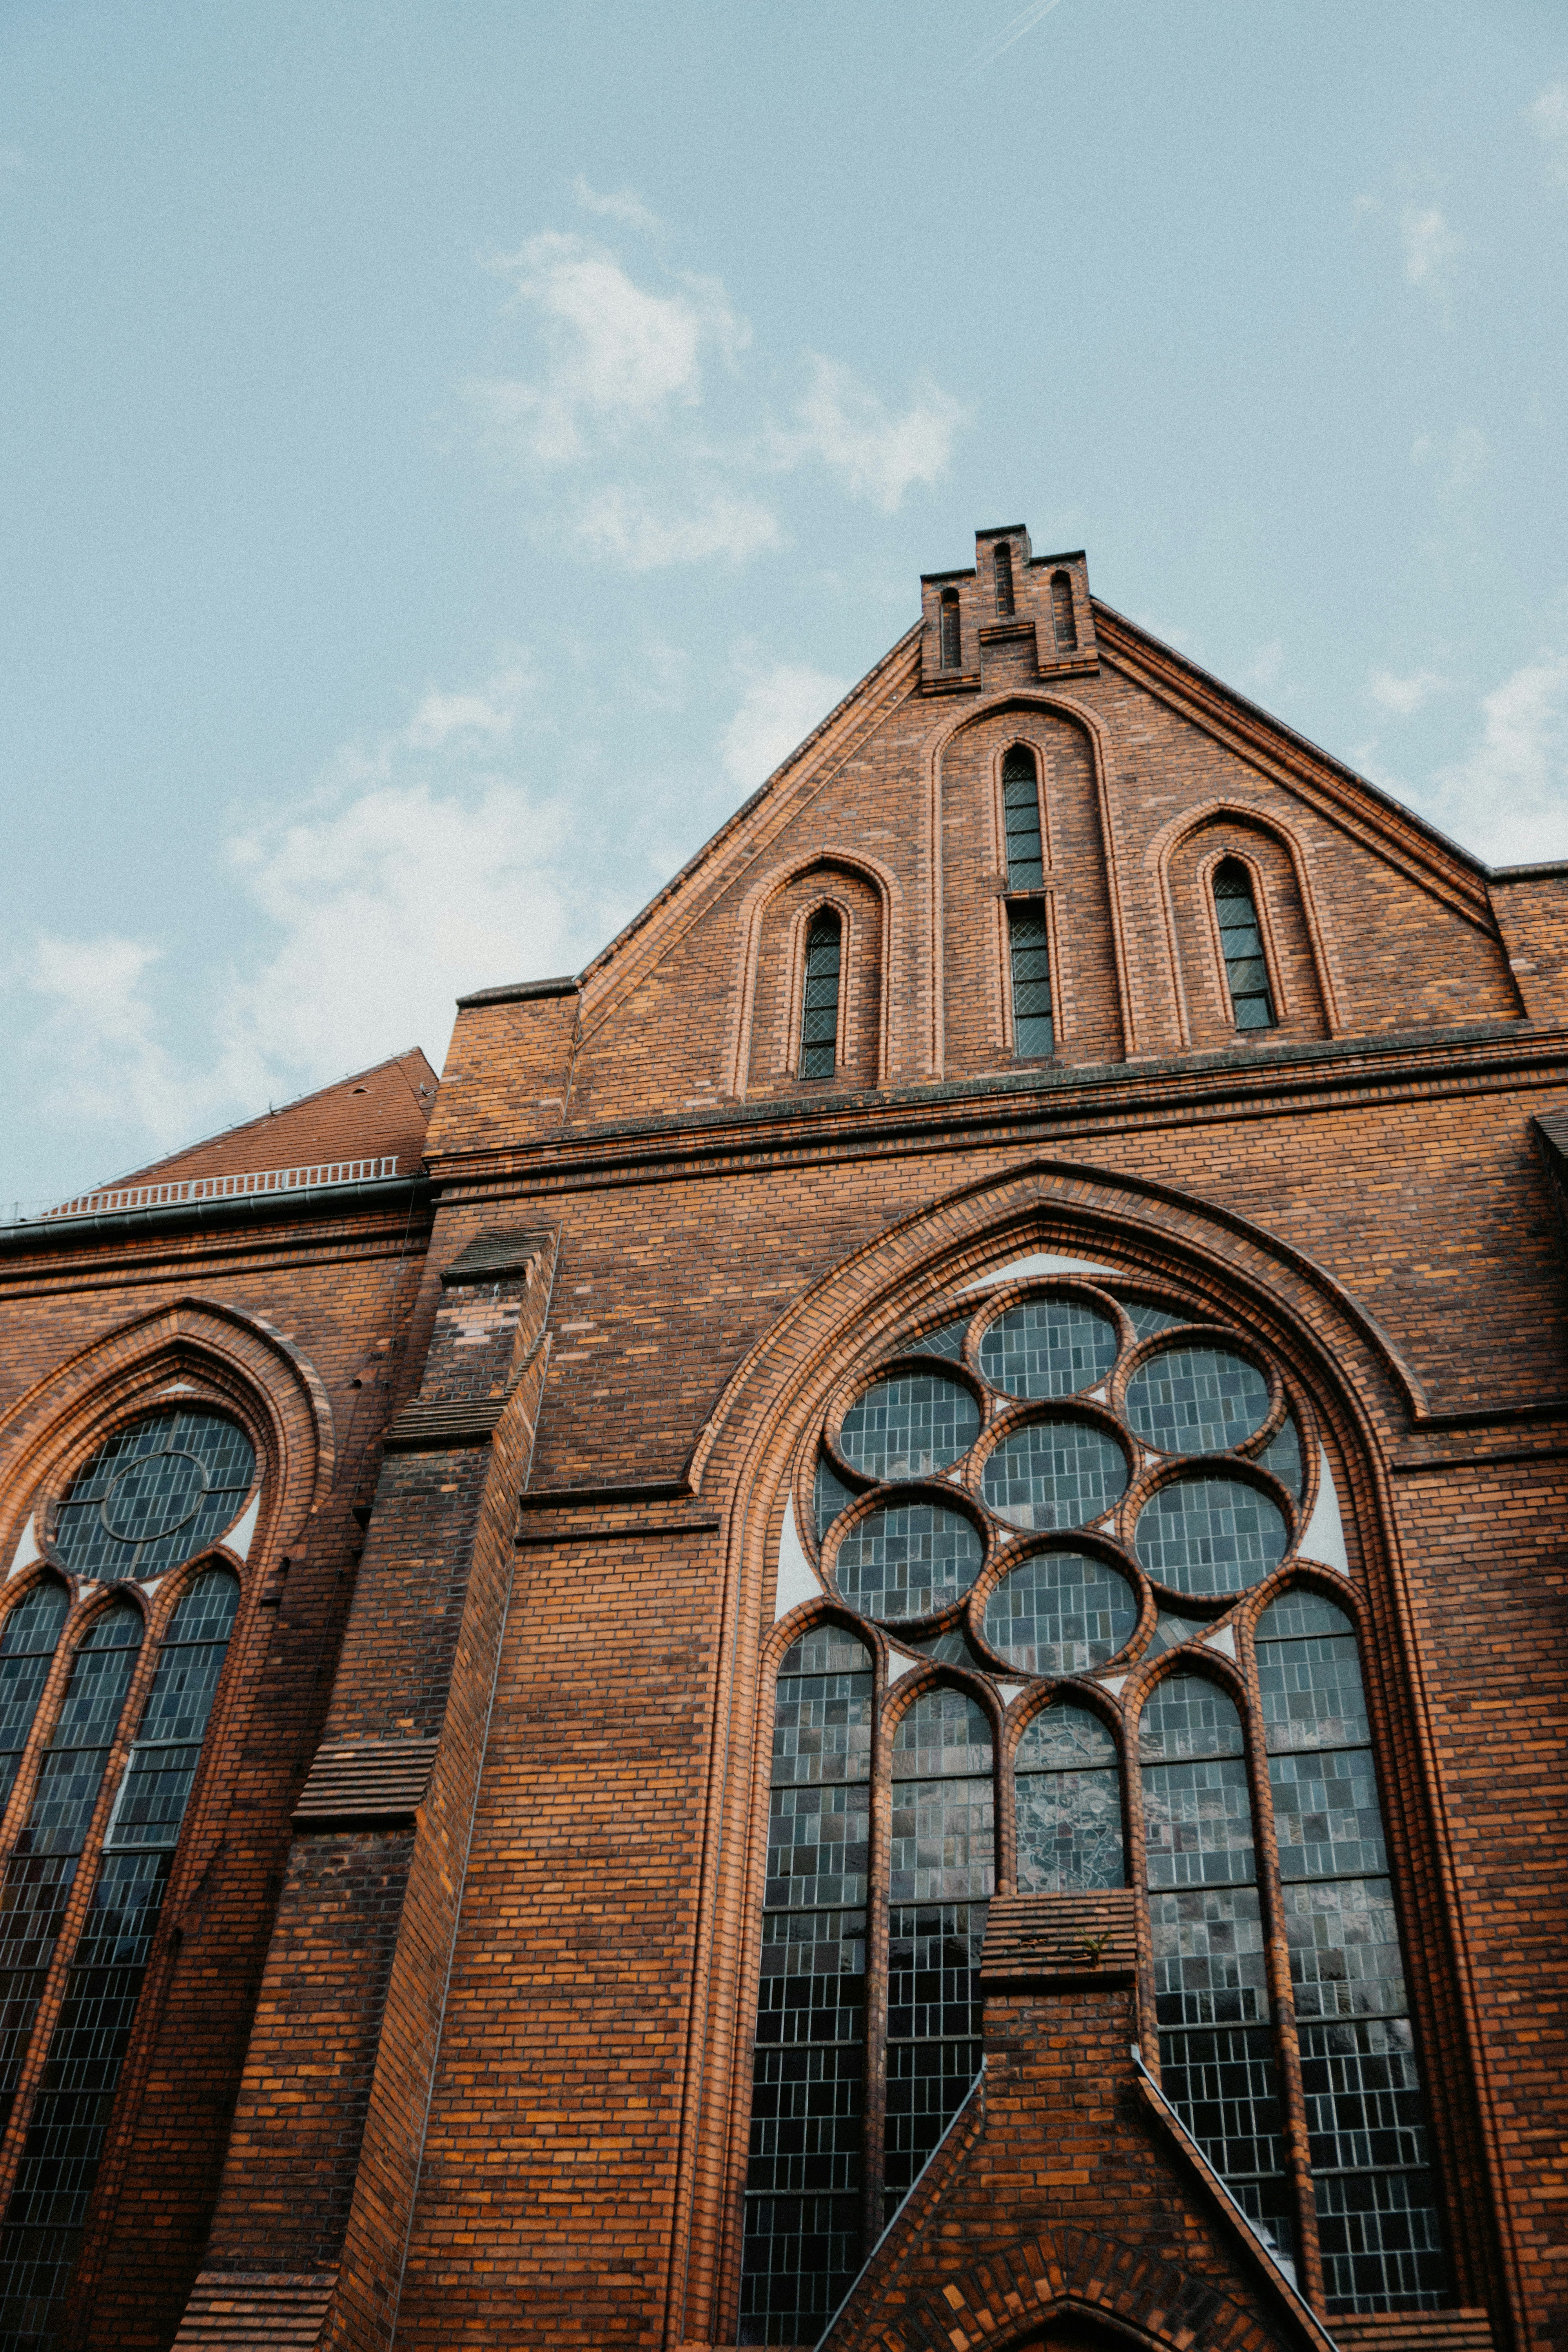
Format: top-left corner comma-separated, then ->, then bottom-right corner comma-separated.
577,485 -> 784,570
572,174 -> 663,234
720,662 -> 849,789
1526,82 -> 1568,189
1400,202 -> 1461,308
961,0 -> 1067,80
782,356 -> 967,515
1426,648 -> 1568,864
1367,666 -> 1451,718
1413,423 -> 1490,497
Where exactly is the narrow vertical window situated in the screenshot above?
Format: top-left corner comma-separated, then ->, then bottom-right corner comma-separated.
1008,906 -> 1054,1058
1050,568 -> 1078,652
740,1624 -> 872,2345
0,1583 -> 70,1809
0,1570 -> 240,2346
1258,1590 -> 1446,2311
799,909 -> 841,1082
1214,859 -> 1276,1031
938,589 -> 961,670
1001,746 -> 1043,888
993,542 -> 1015,617
1139,1672 -> 1296,2268
1014,1702 -> 1124,1891
886,1688 -> 992,2223
0,1601 -> 142,2145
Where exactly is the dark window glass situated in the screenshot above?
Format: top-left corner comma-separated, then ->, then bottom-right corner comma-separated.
1015,1704 -> 1124,1891
799,909 -> 841,1082
1259,1415 -> 1305,1501
0,1585 -> 70,1811
53,1411 -> 254,1583
907,1318 -> 969,1363
1119,1299 -> 1190,1340
741,1627 -> 873,2341
831,1501 -> 982,1623
1001,747 -> 1043,889
978,1294 -> 1117,1401
938,590 -> 961,670
886,1692 -> 991,2220
1008,906 -> 1053,1057
838,1374 -> 980,1482
1134,1476 -> 1287,1596
1140,1673 -> 1295,2266
1124,1347 -> 1271,1456
980,1420 -> 1127,1534
1257,1592 -> 1446,2312
1213,860 -> 1276,1032
0,1572 -> 238,2343
982,1551 -> 1136,1675
813,1452 -> 858,1545
993,541 -> 1014,616
1050,569 -> 1078,652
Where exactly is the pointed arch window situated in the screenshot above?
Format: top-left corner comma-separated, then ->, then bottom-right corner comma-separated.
1015,1700 -> 1124,1891
1008,906 -> 1054,1057
1214,859 -> 1276,1031
1001,746 -> 1043,889
799,909 -> 841,1082
0,1583 -> 69,1808
938,589 -> 961,670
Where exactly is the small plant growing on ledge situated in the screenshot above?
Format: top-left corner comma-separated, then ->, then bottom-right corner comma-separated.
1079,1931 -> 1111,1965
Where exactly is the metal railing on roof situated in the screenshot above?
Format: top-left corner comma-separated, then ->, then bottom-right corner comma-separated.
38,1156 -> 403,1220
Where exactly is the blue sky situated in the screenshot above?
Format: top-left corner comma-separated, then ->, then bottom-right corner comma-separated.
3,0 -> 1566,1207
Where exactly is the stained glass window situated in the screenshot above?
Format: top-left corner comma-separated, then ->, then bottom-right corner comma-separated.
982,1551 -> 1136,1675
52,1412 -> 254,1583
1015,1704 -> 1124,1891
831,1501 -> 982,1623
1124,1348 -> 1270,1455
1134,1476 -> 1287,1596
838,1373 -> 979,1482
978,1295 -> 1117,1400
799,910 -> 841,1082
1002,748 -> 1043,889
980,1419 -> 1127,1533
1008,906 -> 1053,1058
0,1584 -> 69,1809
1214,860 -> 1276,1031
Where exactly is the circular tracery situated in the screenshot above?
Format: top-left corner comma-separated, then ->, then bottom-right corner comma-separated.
815,1279 -> 1305,1665
51,1409 -> 256,1583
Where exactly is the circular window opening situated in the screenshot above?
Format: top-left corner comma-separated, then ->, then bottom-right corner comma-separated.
53,1410 -> 256,1584
1124,1345 -> 1270,1455
831,1498 -> 982,1621
838,1371 -> 980,1482
982,1550 -> 1138,1675
980,1419 -> 1127,1533
1133,1474 -> 1286,1595
977,1294 -> 1118,1401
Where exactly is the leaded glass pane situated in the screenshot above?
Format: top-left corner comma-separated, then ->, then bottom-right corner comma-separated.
888,1778 -> 993,1903
764,1785 -> 870,1909
1259,1635 -> 1371,1754
770,1669 -> 873,1788
1157,2022 -> 1287,2179
838,1373 -> 979,1481
1123,1347 -> 1270,1455
1120,1299 -> 1189,1339
1281,1878 -> 1407,2022
831,1501 -> 982,1621
0,1586 -> 69,1807
1300,2017 -> 1430,2173
1002,748 -> 1042,890
1213,859 -> 1276,1032
798,910 -> 841,1083
1145,1610 -> 1211,1657
1139,1673 -> 1246,1761
898,1624 -> 1000,1675
1015,1703 -> 1117,1772
1008,906 -> 1053,1056
1134,1475 -> 1286,1595
980,1419 -> 1127,1533
1259,1588 -> 1353,1642
885,2035 -> 982,2205
755,1910 -> 866,2047
1144,1759 -> 1258,1888
908,1318 -> 969,1362
1315,2166 -> 1447,2311
977,1296 -> 1118,1401
51,1411 -> 255,1584
1016,1764 -> 1123,1890
1270,1749 -> 1387,1879
1257,1415 -> 1305,1500
982,1550 -> 1136,1673
813,1452 -> 857,1544
1149,1886 -> 1270,2026
885,1902 -> 985,2214
779,1624 -> 871,1680
891,1689 -> 993,1782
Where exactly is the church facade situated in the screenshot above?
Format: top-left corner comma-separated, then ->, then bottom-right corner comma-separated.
0,525 -> 1563,2352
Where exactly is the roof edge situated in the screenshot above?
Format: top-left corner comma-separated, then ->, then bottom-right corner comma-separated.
0,1172 -> 432,1259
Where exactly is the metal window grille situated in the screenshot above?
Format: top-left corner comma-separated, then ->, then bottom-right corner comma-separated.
1214,859 -> 1276,1030
1001,748 -> 1043,889
799,910 -> 841,1081
993,542 -> 1014,616
1007,904 -> 1053,1057
938,591 -> 961,670
1050,569 -> 1078,652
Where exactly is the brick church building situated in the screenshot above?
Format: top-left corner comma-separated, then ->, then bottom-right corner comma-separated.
0,524 -> 1563,2352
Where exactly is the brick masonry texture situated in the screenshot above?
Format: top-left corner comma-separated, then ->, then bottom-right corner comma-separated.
0,527 -> 1562,2352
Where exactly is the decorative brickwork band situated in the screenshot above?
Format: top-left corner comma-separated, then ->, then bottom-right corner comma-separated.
292,1739 -> 439,1830
1330,2322 -> 1494,2352
978,1891 -> 1139,1990
171,2270 -> 338,2349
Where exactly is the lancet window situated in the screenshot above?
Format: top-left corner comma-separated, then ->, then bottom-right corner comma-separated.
1214,858 -> 1276,1031
739,1274 -> 1447,2340
0,1406 -> 256,2349
799,909 -> 842,1081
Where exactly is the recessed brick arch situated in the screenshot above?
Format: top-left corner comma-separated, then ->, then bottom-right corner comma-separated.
1150,800 -> 1341,1047
728,848 -> 897,1097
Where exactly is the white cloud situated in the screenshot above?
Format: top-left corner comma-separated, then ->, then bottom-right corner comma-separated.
1401,203 -> 1461,304
1243,639 -> 1284,694
720,663 -> 850,789
1427,649 -> 1568,864
572,174 -> 663,233
784,356 -> 966,514
1413,424 -> 1490,497
403,653 -> 536,749
474,230 -> 749,466
1526,82 -> 1568,188
1367,666 -> 1451,717
577,484 -> 782,570
15,936 -> 198,1155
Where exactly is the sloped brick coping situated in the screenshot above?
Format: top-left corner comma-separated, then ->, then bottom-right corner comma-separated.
980,1892 -> 1138,1991
171,2270 -> 336,2348
1328,2321 -> 1494,2351
291,1738 -> 438,1831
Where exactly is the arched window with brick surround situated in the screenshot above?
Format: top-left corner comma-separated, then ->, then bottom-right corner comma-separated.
738,1273 -> 1450,2339
0,1406 -> 256,2348
799,907 -> 842,1081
